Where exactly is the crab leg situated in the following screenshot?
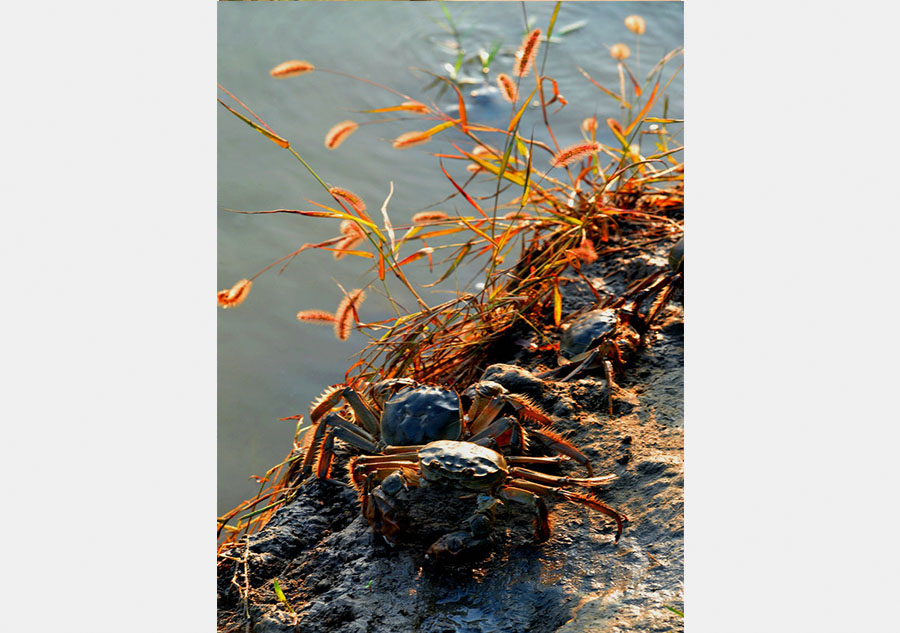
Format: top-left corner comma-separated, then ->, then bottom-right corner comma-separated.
497,486 -> 551,542
382,444 -> 426,455
508,478 -> 625,542
350,460 -> 417,489
467,395 -> 507,435
508,466 -> 616,488
527,427 -> 596,475
505,455 -> 568,466
620,270 -> 672,326
309,384 -> 346,423
426,495 -> 499,560
642,273 -> 681,329
315,423 -> 381,479
352,452 -> 420,465
300,413 -> 332,476
340,387 -> 381,436
468,416 -> 524,452
504,394 -> 554,426
302,412 -> 379,478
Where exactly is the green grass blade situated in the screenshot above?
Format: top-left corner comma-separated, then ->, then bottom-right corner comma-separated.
273,578 -> 296,614
664,605 -> 684,617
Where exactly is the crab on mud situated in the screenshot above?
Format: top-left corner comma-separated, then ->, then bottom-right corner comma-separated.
351,439 -> 626,559
300,378 -> 596,478
540,262 -> 683,413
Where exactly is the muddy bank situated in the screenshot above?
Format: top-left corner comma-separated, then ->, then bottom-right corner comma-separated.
217,238 -> 684,633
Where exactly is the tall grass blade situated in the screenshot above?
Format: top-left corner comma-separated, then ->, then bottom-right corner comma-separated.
439,160 -> 488,218
218,99 -> 289,148
623,81 -> 659,136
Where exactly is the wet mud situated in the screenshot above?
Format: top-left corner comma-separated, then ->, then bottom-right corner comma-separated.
218,238 -> 684,633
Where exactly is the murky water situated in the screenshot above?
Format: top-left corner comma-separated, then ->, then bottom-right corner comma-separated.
218,1 -> 683,520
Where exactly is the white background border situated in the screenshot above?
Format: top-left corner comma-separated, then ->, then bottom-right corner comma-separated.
3,1 -> 898,630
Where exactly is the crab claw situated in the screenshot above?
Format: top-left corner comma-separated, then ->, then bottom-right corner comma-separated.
425,531 -> 492,561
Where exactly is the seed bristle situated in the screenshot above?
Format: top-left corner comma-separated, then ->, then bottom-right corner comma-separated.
514,29 -> 542,78
496,73 -> 518,103
550,142 -> 601,168
392,131 -> 431,150
325,121 -> 358,150
334,289 -> 366,340
270,60 -> 315,79
296,310 -> 337,323
329,187 -> 366,215
411,211 -> 449,225
217,279 -> 252,309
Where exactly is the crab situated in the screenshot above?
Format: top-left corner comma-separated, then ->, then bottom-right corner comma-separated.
299,378 -> 595,479
351,439 -> 626,559
539,266 -> 683,413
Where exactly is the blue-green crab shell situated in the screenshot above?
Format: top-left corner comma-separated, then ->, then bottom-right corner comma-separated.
559,309 -> 618,359
418,440 -> 508,491
381,386 -> 462,446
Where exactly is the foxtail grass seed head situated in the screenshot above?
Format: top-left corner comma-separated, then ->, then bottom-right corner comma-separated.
550,141 -> 601,168
496,73 -> 518,103
472,145 -> 498,158
609,44 -> 631,61
270,60 -> 315,79
329,187 -> 366,215
607,117 -> 625,136
333,234 -> 366,259
503,211 -> 531,220
340,219 -> 364,237
324,120 -> 358,150
411,211 -> 449,225
296,310 -> 336,323
217,279 -> 252,309
401,101 -> 430,114
392,130 -> 431,150
581,116 -> 598,134
625,15 -> 646,35
334,289 -> 366,341
514,29 -> 542,77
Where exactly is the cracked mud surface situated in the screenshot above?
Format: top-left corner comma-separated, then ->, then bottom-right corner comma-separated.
218,238 -> 684,633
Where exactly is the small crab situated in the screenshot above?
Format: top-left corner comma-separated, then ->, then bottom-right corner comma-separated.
300,378 -> 594,478
540,266 -> 683,413
351,439 -> 626,559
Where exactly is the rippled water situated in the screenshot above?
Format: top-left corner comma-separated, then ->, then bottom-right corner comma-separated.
218,1 -> 683,520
